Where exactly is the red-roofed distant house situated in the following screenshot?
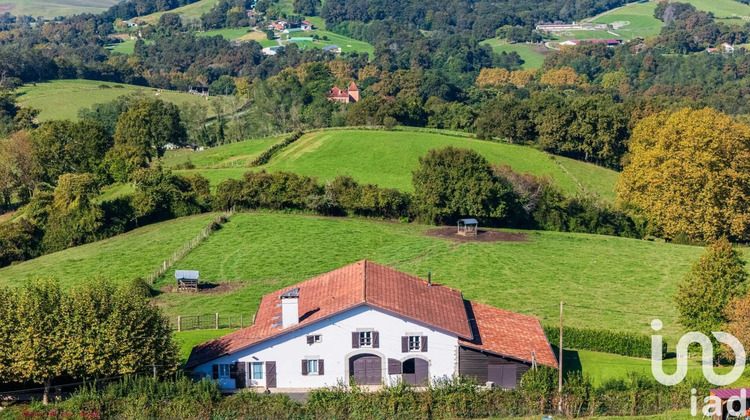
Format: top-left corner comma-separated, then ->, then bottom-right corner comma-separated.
301,20 -> 315,31
186,260 -> 556,390
327,82 -> 359,103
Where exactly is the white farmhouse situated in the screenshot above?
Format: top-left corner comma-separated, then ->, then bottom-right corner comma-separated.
186,260 -> 557,390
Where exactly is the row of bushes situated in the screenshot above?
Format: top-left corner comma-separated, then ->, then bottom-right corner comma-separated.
543,326 -> 666,359
213,171 -> 412,220
250,131 -> 304,167
2,372 -> 708,420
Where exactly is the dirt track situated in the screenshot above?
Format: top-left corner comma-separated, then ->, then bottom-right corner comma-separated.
425,227 -> 528,243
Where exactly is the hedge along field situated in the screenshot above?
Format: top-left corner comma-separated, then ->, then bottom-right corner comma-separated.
0,213 -> 218,289
16,79 -> 228,122
156,212 -> 702,341
162,136 -> 285,168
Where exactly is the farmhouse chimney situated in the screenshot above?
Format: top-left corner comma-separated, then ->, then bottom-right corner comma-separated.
427,271 -> 432,287
280,288 -> 300,329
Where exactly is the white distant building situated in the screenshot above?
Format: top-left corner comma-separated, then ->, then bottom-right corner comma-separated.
186,261 -> 557,391
722,42 -> 735,53
262,46 -> 280,55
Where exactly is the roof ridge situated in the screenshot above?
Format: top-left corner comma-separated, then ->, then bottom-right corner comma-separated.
362,259 -> 367,302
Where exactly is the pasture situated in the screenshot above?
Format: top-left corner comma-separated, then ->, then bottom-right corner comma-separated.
0,211 -> 703,341
589,1 -> 663,40
135,0 -> 217,24
15,79 -> 227,121
162,135 -> 285,168
0,0 -> 118,18
479,39 -> 548,69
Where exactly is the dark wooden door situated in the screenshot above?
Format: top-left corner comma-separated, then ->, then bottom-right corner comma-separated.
488,363 -> 516,389
351,354 -> 381,385
402,358 -> 429,385
265,361 -> 277,388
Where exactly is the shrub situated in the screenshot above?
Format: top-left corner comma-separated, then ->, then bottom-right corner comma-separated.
543,325 -> 666,359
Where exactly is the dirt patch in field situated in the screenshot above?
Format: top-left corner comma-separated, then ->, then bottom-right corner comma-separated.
160,282 -> 245,294
0,4 -> 15,13
426,227 -> 528,243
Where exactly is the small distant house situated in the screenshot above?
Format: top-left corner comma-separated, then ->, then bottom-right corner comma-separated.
706,47 -> 719,54
457,219 -> 478,236
176,270 -> 200,292
188,86 -> 209,97
262,46 -> 280,55
722,42 -> 735,53
125,20 -> 138,28
301,20 -> 314,31
327,82 -> 359,103
164,143 -> 180,150
322,44 -> 342,54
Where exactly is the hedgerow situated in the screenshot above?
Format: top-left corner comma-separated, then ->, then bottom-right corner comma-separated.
543,326 -> 666,359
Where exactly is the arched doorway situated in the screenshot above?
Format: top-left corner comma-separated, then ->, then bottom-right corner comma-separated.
402,358 -> 429,385
349,354 -> 381,385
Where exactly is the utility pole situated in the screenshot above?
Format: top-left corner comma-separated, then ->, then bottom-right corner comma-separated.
558,301 -> 563,413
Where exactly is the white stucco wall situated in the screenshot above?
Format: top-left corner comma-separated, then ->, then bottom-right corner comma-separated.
192,305 -> 460,389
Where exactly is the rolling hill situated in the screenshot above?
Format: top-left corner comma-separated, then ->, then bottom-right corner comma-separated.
0,211 -> 703,342
16,79 -> 230,121
134,0 -> 217,24
168,129 -> 620,201
0,0 -> 118,18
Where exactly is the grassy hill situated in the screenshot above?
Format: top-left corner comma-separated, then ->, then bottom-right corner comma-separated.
135,0 -> 217,24
16,79 -> 228,121
479,39 -> 548,69
168,129 -> 619,200
0,212 -> 702,342
0,0 -> 118,18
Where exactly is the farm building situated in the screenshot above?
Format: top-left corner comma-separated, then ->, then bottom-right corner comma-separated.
323,44 -> 342,54
186,260 -> 556,390
327,82 -> 359,103
176,270 -> 200,292
262,46 -> 280,55
708,389 -> 750,420
457,219 -> 478,236
560,39 -> 622,47
301,20 -> 315,31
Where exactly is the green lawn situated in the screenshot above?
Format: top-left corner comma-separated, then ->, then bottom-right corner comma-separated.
162,136 -> 284,168
557,156 -> 620,202
0,0 -> 118,18
296,30 -> 374,55
106,39 -> 154,55
149,212 -> 703,341
196,27 -> 256,40
174,329 -> 236,364
136,0 -> 218,24
16,79 -> 228,121
479,39 -> 548,69
0,213 -> 217,289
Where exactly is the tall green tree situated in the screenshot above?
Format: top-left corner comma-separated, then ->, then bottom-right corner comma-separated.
412,146 -> 516,225
113,99 -> 187,165
42,173 -> 104,252
675,238 -> 747,337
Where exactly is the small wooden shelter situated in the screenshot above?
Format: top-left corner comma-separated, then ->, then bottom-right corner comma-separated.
457,219 -> 478,236
176,270 -> 200,292
709,389 -> 750,420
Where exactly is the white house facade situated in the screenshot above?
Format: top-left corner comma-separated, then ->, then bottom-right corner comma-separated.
186,260 -> 557,391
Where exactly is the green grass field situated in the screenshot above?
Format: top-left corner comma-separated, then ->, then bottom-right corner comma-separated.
106,39 -> 154,55
152,212 -> 702,341
165,129 -> 619,200
0,0 -> 118,18
174,329 -> 236,364
479,39 -> 548,69
16,79 -> 227,121
136,0 -> 217,24
0,212 -> 702,341
0,213 -> 217,288
294,30 -> 375,55
589,1 -> 663,40
196,27 -> 256,40
162,136 -> 284,168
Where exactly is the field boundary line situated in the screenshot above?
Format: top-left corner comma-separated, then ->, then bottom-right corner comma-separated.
144,210 -> 234,285
548,154 -> 586,194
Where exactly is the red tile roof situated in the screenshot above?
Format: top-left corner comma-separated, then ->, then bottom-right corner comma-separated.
459,301 -> 557,368
186,261 -> 555,369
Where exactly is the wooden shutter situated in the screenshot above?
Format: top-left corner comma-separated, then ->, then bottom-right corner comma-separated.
301,359 -> 308,375
229,363 -> 237,379
388,358 -> 402,375
319,360 -> 324,375
373,331 -> 379,348
352,332 -> 359,348
421,336 -> 428,352
212,364 -> 219,380
401,336 -> 408,353
307,335 -> 314,344
266,362 -> 277,388
236,362 -> 246,388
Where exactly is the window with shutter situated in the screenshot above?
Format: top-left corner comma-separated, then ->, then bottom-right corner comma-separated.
421,336 -> 428,352
212,364 -> 219,380
319,360 -> 324,375
301,359 -> 308,375
388,358 -> 402,375
401,336 -> 408,353
352,332 -> 359,348
373,331 -> 379,348
307,335 -> 314,344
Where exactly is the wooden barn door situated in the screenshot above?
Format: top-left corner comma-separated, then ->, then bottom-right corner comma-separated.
351,354 -> 381,385
265,361 -> 277,388
488,363 -> 517,389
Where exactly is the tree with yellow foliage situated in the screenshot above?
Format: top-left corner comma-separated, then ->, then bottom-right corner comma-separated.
475,68 -> 510,87
540,66 -> 583,86
508,70 -> 535,87
617,108 -> 750,242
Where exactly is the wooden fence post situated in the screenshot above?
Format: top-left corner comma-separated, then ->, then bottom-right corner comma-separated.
215,313 -> 219,330
177,316 -> 182,332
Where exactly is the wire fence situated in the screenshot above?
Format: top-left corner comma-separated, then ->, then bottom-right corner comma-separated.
173,313 -> 253,331
144,210 -> 234,285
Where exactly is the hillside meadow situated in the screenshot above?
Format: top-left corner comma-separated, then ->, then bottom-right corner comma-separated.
16,79 -> 227,121
0,0 -> 118,18
135,0 -> 217,24
479,39 -> 548,69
